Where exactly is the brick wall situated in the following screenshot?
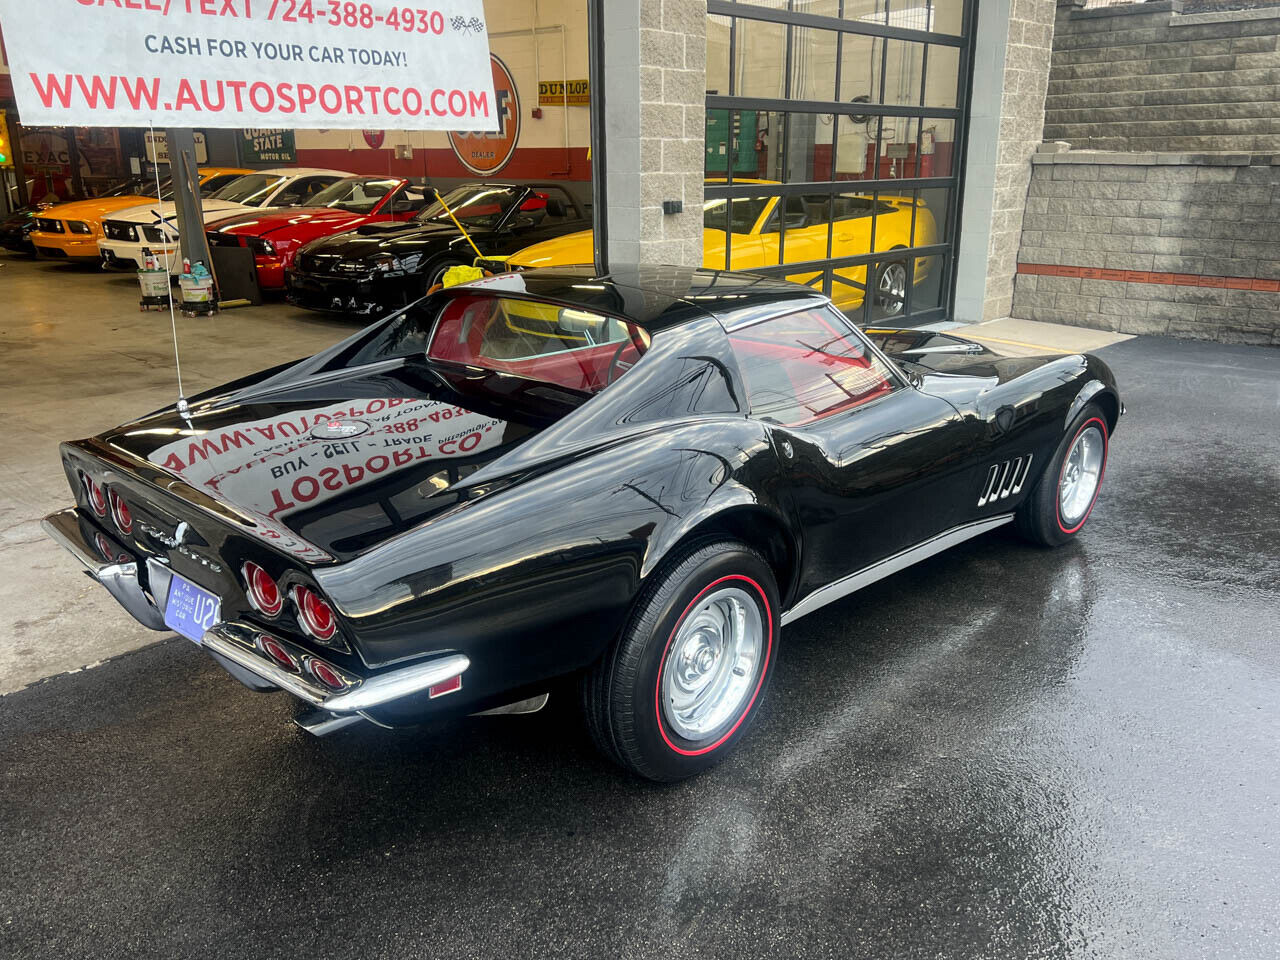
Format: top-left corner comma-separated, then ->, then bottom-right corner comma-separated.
1046,0 -> 1280,153
1012,152 -> 1280,345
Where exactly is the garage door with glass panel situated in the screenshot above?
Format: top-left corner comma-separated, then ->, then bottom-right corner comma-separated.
705,0 -> 972,325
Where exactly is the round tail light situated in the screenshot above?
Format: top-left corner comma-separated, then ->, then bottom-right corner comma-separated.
82,474 -> 108,517
109,489 -> 133,534
293,585 -> 338,642
308,659 -> 346,690
242,562 -> 283,617
257,635 -> 298,671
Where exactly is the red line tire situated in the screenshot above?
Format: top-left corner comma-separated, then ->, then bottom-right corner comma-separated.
581,539 -> 780,782
1016,402 -> 1110,547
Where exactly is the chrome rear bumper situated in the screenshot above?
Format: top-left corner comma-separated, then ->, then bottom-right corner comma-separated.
41,508 -> 168,631
202,623 -> 470,715
44,507 -> 471,719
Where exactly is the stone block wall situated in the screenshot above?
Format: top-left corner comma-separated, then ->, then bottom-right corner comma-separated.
1046,0 -> 1280,153
1012,151 -> 1280,344
602,0 -> 706,267
955,0 -> 1059,322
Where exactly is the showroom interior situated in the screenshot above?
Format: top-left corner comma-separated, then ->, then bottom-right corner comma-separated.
0,0 -> 1011,328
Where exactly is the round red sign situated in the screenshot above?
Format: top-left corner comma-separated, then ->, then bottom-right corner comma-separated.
449,55 -> 520,176
363,130 -> 386,149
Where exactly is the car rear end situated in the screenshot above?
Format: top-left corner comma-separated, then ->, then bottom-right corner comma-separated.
44,437 -> 469,733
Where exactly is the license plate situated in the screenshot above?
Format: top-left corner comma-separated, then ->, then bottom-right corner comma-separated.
164,573 -> 221,645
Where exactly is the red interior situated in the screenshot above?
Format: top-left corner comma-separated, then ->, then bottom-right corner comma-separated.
429,296 -> 643,394
730,315 -> 891,425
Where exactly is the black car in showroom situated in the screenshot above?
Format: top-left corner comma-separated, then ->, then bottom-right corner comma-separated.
43,266 -> 1121,781
0,206 -> 39,254
286,182 -> 590,316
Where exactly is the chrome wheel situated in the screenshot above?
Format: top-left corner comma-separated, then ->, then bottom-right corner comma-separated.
878,261 -> 908,316
661,586 -> 764,741
1059,424 -> 1105,526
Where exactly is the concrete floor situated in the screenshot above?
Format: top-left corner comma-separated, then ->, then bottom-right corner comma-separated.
2,254 -> 1279,959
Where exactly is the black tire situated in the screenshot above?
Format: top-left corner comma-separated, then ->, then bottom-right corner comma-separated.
423,259 -> 464,293
1016,402 -> 1110,547
582,539 -> 780,782
876,249 -> 909,317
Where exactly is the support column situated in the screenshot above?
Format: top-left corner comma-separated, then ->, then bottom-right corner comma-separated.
165,128 -> 207,270
598,0 -> 705,267
952,0 -> 1057,322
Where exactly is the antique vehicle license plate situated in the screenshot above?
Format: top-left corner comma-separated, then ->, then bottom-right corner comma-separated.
163,573 -> 220,645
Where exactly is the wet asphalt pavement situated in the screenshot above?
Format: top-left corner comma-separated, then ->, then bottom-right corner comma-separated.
2,335 -> 1278,960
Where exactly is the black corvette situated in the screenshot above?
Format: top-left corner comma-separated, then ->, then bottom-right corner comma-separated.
286,182 -> 590,316
43,266 -> 1121,780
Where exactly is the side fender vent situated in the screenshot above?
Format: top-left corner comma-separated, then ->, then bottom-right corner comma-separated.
978,454 -> 1033,506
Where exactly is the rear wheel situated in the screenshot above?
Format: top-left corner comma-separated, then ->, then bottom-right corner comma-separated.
582,540 -> 779,781
876,251 -> 909,317
1016,403 -> 1109,546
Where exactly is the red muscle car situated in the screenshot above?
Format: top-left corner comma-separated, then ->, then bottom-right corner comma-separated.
206,177 -> 430,289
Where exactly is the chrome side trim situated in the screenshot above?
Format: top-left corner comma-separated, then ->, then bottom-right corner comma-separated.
781,514 -> 1015,626
472,692 -> 550,717
201,623 -> 471,714
1010,454 -> 1033,496
41,508 -> 168,631
978,465 -> 1000,506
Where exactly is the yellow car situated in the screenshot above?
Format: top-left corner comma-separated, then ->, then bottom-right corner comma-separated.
506,180 -> 937,315
29,168 -> 251,263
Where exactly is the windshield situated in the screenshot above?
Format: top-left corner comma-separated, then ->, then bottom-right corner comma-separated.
102,178 -> 151,198
704,195 -> 772,233
415,185 -> 523,228
428,294 -> 650,395
304,177 -> 403,213
210,174 -> 287,206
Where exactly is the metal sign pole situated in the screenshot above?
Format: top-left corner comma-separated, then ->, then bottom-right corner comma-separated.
165,128 -> 207,270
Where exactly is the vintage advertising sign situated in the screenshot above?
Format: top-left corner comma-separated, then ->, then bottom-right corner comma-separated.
0,0 -> 497,132
448,54 -> 518,175
537,79 -> 588,106
241,127 -> 296,163
145,129 -> 208,163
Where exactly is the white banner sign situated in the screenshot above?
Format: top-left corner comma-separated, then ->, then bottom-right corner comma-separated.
0,0 -> 497,131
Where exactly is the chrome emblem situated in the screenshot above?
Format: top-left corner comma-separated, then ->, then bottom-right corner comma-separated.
311,419 -> 370,440
138,520 -> 223,574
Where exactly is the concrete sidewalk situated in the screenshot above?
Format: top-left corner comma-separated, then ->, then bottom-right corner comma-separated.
951,316 -> 1133,357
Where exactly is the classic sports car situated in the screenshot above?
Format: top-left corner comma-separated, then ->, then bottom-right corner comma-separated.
505,180 -> 936,316
42,266 -> 1120,781
205,177 -> 432,289
285,182 -> 590,316
98,168 -> 351,274
28,169 -> 251,263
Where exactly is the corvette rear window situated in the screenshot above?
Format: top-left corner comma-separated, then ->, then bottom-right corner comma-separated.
728,308 -> 896,426
427,295 -> 651,395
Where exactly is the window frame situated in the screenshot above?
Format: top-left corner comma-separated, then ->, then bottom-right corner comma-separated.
705,0 -> 977,327
726,303 -> 906,428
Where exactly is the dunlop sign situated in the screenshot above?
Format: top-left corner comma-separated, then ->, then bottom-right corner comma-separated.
538,80 -> 589,106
